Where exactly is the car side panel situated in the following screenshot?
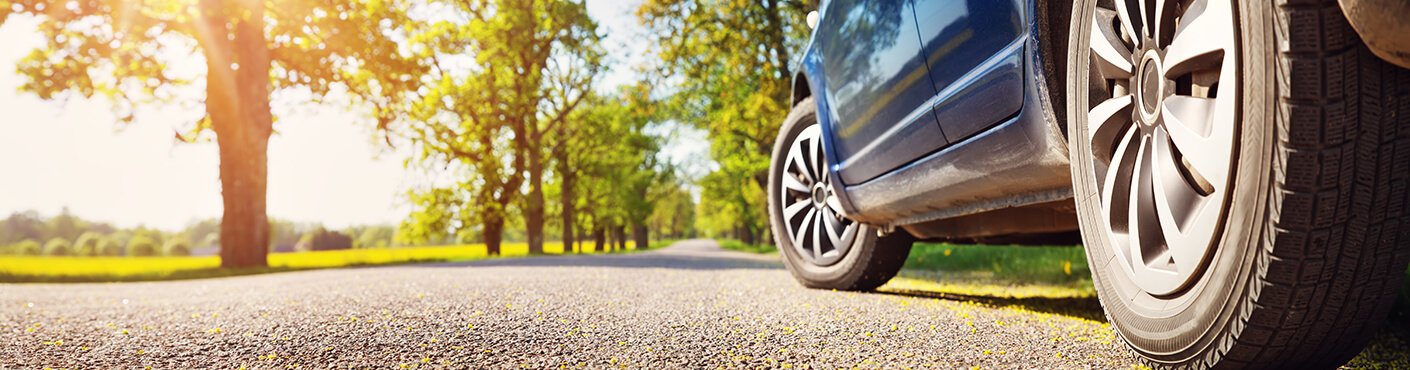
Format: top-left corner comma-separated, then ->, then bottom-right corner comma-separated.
914,0 -> 1026,142
817,0 -> 950,185
833,0 -> 1074,228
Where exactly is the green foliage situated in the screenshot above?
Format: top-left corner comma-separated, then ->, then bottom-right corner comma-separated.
391,0 -> 605,252
72,232 -> 103,256
1,209 -> 114,247
349,225 -> 396,249
903,243 -> 1091,285
717,239 -> 777,254
126,235 -> 158,257
95,236 -> 123,256
163,239 -> 192,257
297,228 -> 353,252
269,219 -> 318,251
184,218 -> 219,248
14,239 -> 42,256
638,0 -> 815,244
42,237 -> 73,256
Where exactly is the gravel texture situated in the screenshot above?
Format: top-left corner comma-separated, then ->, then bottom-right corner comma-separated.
2,239 -> 1136,369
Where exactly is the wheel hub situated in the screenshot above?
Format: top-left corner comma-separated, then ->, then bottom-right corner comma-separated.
1136,50 -> 1164,125
810,184 -> 828,208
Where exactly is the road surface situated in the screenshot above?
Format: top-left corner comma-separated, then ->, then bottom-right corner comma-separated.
3,239 -> 1137,368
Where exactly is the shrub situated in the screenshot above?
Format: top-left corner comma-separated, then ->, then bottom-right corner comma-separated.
73,232 -> 103,256
13,239 -> 41,256
96,237 -> 124,256
126,235 -> 158,257
42,238 -> 73,256
163,239 -> 191,256
300,228 -> 353,251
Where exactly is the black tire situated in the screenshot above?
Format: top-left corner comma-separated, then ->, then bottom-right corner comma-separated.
1067,0 -> 1410,368
768,97 -> 915,291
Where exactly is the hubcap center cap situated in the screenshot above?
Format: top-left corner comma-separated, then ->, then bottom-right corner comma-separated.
1136,50 -> 1164,124
811,184 -> 828,208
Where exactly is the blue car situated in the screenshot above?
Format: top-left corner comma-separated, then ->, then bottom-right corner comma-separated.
767,0 -> 1410,368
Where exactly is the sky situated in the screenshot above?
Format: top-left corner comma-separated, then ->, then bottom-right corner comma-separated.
0,0 -> 706,231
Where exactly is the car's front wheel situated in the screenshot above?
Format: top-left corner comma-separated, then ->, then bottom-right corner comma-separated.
1067,0 -> 1410,367
768,97 -> 914,291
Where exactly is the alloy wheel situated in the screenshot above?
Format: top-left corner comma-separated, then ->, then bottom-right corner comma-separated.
1083,0 -> 1239,296
779,124 -> 859,266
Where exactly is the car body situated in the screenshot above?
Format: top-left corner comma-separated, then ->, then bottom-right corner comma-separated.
792,0 -> 1079,243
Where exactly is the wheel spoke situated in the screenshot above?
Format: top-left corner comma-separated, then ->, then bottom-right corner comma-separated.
1162,96 -> 1230,187
1114,0 -> 1143,47
1129,135 -> 1173,272
1101,127 -> 1141,234
783,199 -> 810,222
781,172 -> 809,193
788,140 -> 814,184
1091,9 -> 1134,79
1137,0 -> 1153,39
1151,130 -> 1218,272
794,207 -> 816,254
1163,0 -> 1232,78
1089,95 -> 1135,163
810,210 -> 824,258
809,128 -> 823,181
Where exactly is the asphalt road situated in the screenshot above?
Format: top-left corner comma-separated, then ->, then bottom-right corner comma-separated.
3,239 -> 1137,369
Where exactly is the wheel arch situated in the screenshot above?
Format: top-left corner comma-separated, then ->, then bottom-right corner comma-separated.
791,71 -> 813,107
1037,0 -> 1073,138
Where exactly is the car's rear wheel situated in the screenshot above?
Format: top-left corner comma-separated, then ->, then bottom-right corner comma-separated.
768,97 -> 913,291
1067,0 -> 1410,367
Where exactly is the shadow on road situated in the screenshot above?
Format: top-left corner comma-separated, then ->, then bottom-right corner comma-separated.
872,289 -> 1106,323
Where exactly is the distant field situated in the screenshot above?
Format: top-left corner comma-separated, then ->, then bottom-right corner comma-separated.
0,241 -> 646,283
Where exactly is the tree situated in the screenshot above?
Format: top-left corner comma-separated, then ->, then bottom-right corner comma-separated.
96,237 -> 123,256
2,0 -> 425,268
163,239 -> 192,256
126,235 -> 158,257
637,0 -> 815,243
650,182 -> 696,239
14,240 -> 42,256
42,237 -> 72,256
73,232 -> 103,256
393,0 -> 602,254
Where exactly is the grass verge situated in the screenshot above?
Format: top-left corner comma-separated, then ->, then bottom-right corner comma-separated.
0,241 -> 639,283
717,239 -> 777,254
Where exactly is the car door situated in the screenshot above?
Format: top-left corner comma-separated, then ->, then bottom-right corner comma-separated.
818,0 -> 950,185
912,0 -> 1026,142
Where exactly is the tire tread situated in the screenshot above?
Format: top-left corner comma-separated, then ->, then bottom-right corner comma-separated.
1174,1 -> 1410,368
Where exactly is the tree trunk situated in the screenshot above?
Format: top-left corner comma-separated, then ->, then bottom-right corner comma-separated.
204,0 -> 272,269
632,224 -> 648,251
557,154 -> 575,254
525,149 -> 545,254
741,224 -> 755,246
484,215 -> 503,256
613,225 -> 625,250
575,223 -> 585,252
593,226 -> 605,252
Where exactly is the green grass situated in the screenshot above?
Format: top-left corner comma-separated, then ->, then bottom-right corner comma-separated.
0,241 -> 641,283
717,239 -> 777,254
902,243 -> 1090,285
